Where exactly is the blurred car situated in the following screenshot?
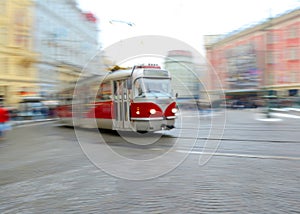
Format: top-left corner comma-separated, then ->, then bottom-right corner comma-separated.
17,97 -> 49,120
231,100 -> 245,109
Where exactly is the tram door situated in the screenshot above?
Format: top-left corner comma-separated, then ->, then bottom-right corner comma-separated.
113,80 -> 131,130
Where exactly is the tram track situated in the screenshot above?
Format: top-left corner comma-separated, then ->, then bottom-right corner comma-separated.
162,134 -> 300,144
54,125 -> 299,145
177,127 -> 300,132
50,124 -> 300,161
173,125 -> 300,132
53,123 -> 300,145
93,134 -> 300,162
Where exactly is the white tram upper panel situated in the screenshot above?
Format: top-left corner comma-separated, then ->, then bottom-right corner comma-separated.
102,64 -> 171,82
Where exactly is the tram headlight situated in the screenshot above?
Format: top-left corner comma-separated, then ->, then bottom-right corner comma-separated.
136,110 -> 140,115
149,109 -> 156,114
171,108 -> 178,113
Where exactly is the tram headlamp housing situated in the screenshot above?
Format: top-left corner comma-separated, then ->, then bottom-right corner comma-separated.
171,108 -> 178,113
149,109 -> 156,114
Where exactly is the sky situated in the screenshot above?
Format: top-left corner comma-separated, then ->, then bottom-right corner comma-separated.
76,0 -> 300,55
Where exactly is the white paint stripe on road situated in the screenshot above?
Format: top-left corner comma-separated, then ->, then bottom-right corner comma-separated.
255,112 -> 300,121
271,112 -> 300,119
176,150 -> 300,161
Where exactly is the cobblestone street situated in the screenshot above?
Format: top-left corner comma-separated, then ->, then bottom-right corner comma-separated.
0,110 -> 300,213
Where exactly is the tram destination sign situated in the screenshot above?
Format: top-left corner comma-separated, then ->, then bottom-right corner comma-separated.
143,69 -> 169,77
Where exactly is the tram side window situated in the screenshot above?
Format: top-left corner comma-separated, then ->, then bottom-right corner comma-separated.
96,82 -> 112,101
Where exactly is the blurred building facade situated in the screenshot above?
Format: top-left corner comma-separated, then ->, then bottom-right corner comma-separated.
33,0 -> 101,97
0,0 -> 102,106
205,8 -> 300,100
164,50 -> 202,100
0,0 -> 38,106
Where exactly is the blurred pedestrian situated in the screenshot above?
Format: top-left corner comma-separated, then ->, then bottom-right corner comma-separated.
0,104 -> 11,140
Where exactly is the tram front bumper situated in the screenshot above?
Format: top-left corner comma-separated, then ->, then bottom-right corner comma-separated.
132,118 -> 175,132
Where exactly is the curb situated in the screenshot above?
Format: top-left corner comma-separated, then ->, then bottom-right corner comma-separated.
9,118 -> 58,127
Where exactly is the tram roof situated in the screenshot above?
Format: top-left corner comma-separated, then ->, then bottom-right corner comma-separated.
107,68 -> 170,80
71,69 -> 132,87
104,69 -> 132,81
71,66 -> 170,87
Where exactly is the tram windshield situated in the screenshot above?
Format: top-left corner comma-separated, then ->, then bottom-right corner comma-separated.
134,78 -> 172,98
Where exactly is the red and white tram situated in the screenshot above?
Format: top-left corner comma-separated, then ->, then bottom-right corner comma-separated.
55,64 -> 178,132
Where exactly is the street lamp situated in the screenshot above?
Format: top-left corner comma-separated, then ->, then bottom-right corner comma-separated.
109,20 -> 135,27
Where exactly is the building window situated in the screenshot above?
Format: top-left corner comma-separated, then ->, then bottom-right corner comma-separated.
267,32 -> 280,44
17,62 -> 30,76
0,27 -> 7,45
14,34 -> 29,48
289,89 -> 298,96
0,1 -> 6,14
288,47 -> 298,60
267,51 -> 276,64
0,57 -> 8,75
267,32 -> 274,44
288,27 -> 298,39
291,70 -> 298,83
